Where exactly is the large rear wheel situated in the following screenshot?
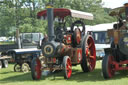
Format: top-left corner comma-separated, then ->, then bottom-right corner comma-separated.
63,56 -> 72,79
81,35 -> 96,72
31,57 -> 41,80
102,54 -> 115,79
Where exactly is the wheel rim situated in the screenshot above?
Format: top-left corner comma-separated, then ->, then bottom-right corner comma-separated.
85,36 -> 96,71
66,58 -> 72,78
14,64 -> 21,72
35,58 -> 41,79
22,63 -> 29,73
108,55 -> 115,78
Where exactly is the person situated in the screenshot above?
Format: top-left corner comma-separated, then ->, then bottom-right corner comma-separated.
37,34 -> 48,49
40,34 -> 48,48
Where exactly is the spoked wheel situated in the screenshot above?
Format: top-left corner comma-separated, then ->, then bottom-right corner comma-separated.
14,64 -> 21,72
0,61 -> 2,69
63,56 -> 72,79
31,57 -> 41,80
2,60 -> 8,68
21,63 -> 30,73
81,35 -> 96,72
102,54 -> 115,79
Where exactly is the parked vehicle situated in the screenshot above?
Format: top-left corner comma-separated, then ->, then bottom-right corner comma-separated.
102,3 -> 128,79
31,3 -> 96,80
0,32 -> 43,71
91,23 -> 115,59
20,33 -> 43,48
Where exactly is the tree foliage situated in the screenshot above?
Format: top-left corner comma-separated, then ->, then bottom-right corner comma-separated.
0,0 -> 116,36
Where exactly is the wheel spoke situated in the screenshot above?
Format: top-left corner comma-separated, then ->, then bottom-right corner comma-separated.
88,43 -> 92,48
64,56 -> 72,79
90,56 -> 95,60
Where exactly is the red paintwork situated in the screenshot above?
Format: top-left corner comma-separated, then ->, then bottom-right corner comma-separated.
112,60 -> 128,71
77,48 -> 82,63
86,36 -> 96,71
75,28 -> 81,44
35,58 -> 41,79
107,55 -> 115,78
66,57 -> 72,78
52,58 -> 56,63
37,8 -> 71,19
107,56 -> 128,78
66,35 -> 72,44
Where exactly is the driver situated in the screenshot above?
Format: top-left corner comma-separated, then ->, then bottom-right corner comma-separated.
38,34 -> 48,49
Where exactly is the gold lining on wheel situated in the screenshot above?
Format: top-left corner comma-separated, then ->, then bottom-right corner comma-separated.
44,45 -> 54,55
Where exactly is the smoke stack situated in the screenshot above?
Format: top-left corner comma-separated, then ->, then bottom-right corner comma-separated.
46,4 -> 55,41
124,3 -> 128,19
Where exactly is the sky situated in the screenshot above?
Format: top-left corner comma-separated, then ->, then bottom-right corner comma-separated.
102,0 -> 128,8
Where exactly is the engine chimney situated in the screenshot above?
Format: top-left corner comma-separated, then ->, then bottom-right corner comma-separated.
46,3 -> 55,41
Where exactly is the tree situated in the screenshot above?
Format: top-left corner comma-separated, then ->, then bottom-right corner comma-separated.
0,0 -> 116,37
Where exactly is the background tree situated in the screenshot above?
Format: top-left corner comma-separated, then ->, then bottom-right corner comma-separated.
0,0 -> 116,37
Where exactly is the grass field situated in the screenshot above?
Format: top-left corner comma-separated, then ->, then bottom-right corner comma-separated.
0,41 -> 14,45
0,61 -> 128,85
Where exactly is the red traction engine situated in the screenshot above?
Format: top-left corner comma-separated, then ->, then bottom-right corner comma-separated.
102,3 -> 128,79
31,5 -> 96,80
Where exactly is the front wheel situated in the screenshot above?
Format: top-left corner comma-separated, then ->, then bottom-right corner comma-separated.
102,54 -> 115,79
14,64 -> 21,72
63,56 -> 72,79
31,57 -> 41,80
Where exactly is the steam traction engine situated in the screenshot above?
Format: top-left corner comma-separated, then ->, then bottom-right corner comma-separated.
102,3 -> 128,79
31,4 -> 96,80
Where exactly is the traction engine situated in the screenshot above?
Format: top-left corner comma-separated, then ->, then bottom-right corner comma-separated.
102,3 -> 128,79
31,4 -> 96,80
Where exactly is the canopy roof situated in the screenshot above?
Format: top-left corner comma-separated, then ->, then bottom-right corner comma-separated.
37,8 -> 93,20
109,6 -> 125,16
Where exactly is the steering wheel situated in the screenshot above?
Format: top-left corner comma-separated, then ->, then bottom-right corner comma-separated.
71,20 -> 85,34
55,27 -> 64,42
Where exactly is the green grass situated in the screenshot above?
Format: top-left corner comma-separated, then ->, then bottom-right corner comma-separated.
0,61 -> 128,85
0,41 -> 15,45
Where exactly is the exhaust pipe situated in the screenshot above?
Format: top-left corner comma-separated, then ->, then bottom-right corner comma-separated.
46,4 -> 55,41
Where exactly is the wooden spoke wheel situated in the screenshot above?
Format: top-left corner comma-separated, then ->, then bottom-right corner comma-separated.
21,63 -> 30,73
81,35 -> 96,72
2,60 -> 8,68
63,56 -> 72,79
14,64 -> 21,72
102,54 -> 115,79
31,57 -> 41,80
0,61 -> 2,69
